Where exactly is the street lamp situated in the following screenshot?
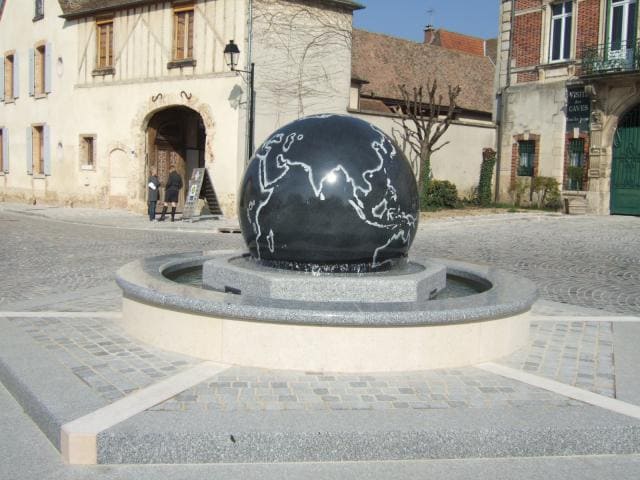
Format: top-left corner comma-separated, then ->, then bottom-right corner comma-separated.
224,40 -> 255,162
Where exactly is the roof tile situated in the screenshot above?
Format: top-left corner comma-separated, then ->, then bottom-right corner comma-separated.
352,29 -> 495,113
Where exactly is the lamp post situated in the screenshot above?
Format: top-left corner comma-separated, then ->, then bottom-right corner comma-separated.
224,40 -> 255,162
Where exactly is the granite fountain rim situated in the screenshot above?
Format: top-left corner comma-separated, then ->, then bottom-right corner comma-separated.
115,250 -> 538,327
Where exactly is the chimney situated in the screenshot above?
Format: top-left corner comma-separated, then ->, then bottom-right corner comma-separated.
424,24 -> 436,44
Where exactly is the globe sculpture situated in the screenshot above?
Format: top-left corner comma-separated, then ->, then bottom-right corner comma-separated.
116,115 -> 535,376
238,114 -> 419,272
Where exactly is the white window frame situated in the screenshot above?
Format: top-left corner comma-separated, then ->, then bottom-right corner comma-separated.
608,0 -> 637,56
549,1 -> 574,62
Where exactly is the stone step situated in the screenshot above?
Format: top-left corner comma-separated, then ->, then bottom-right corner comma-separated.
96,406 -> 640,464
564,196 -> 588,215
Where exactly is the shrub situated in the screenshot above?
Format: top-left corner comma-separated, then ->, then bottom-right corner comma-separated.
531,176 -> 561,209
566,165 -> 585,190
424,180 -> 459,209
477,148 -> 496,206
508,178 -> 528,207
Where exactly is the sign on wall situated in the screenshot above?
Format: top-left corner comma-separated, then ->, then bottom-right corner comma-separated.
182,167 -> 222,220
566,87 -> 590,132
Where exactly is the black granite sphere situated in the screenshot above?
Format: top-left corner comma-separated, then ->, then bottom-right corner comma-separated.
238,114 -> 419,271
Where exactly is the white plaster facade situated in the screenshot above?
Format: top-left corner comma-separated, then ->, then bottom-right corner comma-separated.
0,0 -> 495,215
0,0 -> 249,214
351,111 -> 496,198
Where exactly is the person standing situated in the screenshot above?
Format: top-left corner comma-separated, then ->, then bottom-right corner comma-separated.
147,167 -> 161,221
159,163 -> 183,222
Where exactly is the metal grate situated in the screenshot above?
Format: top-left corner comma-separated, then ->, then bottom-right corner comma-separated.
518,140 -> 535,177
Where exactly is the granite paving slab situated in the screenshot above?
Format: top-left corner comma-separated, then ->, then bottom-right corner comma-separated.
499,320 -> 615,396
6,316 -> 199,402
98,405 -> 640,463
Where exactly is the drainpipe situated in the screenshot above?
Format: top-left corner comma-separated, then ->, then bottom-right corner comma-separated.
246,0 -> 254,166
494,0 -> 515,202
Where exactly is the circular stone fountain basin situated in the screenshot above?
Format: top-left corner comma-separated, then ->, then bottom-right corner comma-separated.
116,251 -> 536,372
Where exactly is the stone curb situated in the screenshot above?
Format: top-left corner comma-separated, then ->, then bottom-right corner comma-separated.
3,314 -> 640,465
96,405 -> 640,464
0,318 -> 106,450
116,252 -> 538,326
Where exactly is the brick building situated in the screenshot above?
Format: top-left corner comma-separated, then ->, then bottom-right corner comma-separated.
497,0 -> 640,215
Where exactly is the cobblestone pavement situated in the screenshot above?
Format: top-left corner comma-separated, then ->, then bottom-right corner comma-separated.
4,311 -> 607,411
150,362 -> 583,413
501,320 -> 615,397
412,214 -> 640,315
0,207 -> 638,410
0,207 -> 243,311
148,317 -> 612,412
2,207 -> 639,315
6,315 -> 198,402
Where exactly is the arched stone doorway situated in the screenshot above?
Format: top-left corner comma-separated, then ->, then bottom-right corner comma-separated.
611,104 -> 640,215
147,106 -> 206,213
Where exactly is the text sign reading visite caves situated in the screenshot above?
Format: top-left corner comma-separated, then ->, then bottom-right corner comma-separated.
566,87 -> 591,132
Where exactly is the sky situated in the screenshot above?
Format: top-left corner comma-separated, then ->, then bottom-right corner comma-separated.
352,0 -> 500,42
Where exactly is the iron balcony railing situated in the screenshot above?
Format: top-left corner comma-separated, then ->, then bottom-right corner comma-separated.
580,41 -> 640,76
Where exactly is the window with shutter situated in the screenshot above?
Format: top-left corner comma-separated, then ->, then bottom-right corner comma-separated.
3,54 -> 14,100
32,125 -> 44,175
34,45 -> 45,95
96,20 -> 114,69
173,5 -> 194,61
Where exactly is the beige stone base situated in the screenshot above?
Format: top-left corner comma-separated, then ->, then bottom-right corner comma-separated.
120,298 -> 530,372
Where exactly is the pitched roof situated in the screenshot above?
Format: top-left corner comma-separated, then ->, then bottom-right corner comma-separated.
58,0 -> 149,18
352,29 -> 495,113
428,29 -> 486,57
58,0 -> 363,18
359,97 -> 392,114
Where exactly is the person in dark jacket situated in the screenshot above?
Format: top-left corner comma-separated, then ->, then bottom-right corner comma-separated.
147,167 -> 161,221
159,163 -> 183,222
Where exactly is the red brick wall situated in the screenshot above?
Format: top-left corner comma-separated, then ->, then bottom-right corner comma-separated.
576,0 -> 601,57
517,71 -> 540,82
514,0 -> 541,11
513,11 -> 542,68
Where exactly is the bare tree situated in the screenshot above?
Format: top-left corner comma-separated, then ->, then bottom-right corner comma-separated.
252,0 -> 352,119
392,80 -> 461,207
